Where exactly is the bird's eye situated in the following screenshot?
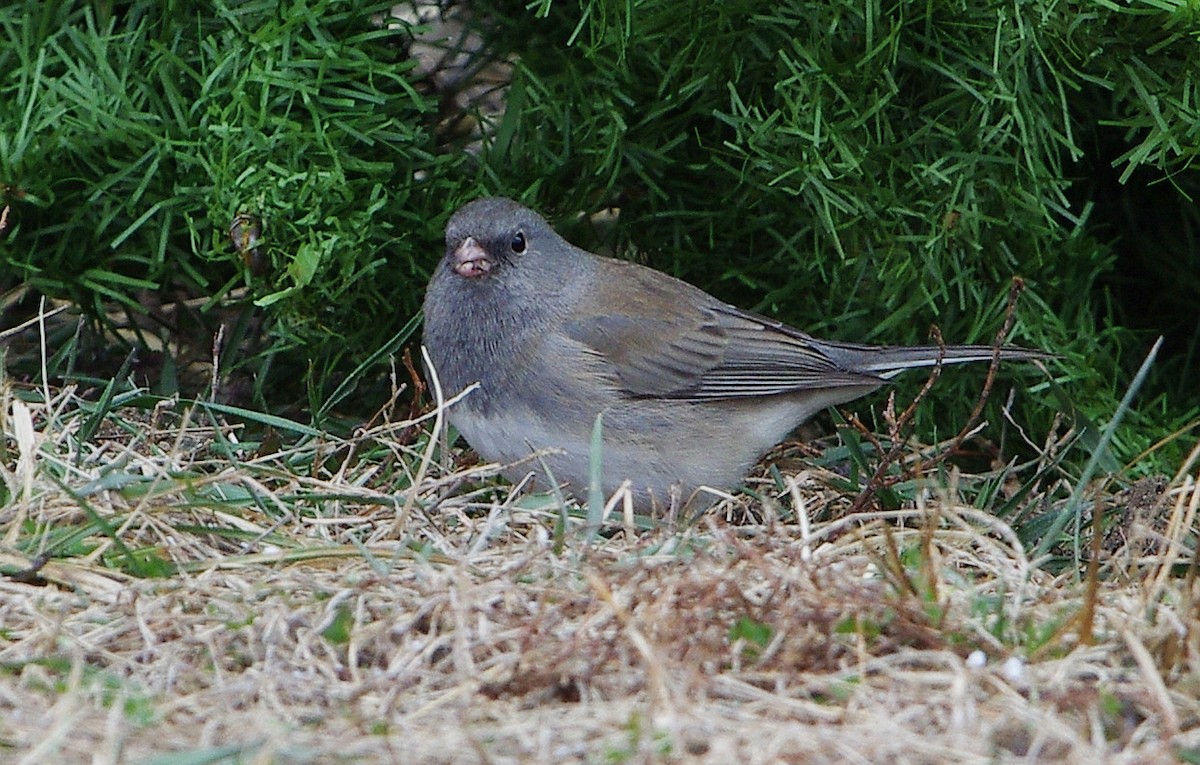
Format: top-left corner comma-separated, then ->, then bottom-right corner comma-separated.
510,232 -> 526,254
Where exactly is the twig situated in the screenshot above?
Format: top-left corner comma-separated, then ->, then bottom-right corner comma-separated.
847,279 -> 1028,513
920,277 -> 1026,473
847,328 -> 947,513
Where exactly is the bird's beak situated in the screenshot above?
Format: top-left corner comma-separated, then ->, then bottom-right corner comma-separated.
452,236 -> 492,278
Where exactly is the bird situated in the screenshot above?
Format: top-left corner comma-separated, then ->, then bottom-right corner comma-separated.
422,197 -> 1046,510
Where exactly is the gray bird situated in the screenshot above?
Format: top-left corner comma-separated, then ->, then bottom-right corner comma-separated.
422,197 -> 1046,510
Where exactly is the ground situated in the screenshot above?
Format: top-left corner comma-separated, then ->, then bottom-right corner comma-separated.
2,382 -> 1199,764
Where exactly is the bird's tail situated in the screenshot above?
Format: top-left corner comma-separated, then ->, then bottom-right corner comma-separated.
817,341 -> 1051,379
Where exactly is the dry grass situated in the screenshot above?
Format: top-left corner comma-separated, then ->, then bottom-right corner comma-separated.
2,380 -> 1200,765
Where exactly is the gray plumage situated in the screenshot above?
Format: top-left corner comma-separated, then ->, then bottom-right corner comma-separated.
422,197 -> 1046,509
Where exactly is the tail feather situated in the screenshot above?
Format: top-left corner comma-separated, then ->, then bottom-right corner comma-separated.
819,343 -> 1051,379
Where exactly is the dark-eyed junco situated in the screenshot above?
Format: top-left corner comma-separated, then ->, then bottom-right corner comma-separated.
422,197 -> 1046,509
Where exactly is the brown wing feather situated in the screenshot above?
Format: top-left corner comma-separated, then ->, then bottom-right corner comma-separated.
562,260 -> 884,400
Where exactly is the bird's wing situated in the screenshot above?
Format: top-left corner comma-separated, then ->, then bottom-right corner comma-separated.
561,261 -> 884,400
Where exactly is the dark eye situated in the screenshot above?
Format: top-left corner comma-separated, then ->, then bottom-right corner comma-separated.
510,232 -> 526,253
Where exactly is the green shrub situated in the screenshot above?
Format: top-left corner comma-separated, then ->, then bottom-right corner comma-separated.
2,0 -> 1196,471
1,0 -> 459,406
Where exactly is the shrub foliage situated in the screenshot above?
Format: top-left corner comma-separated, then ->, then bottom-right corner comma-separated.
1,0 -> 1197,465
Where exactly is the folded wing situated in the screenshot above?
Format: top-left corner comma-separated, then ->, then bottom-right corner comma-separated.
562,261 -> 886,400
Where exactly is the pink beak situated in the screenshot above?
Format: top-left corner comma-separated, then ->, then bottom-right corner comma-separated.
452,236 -> 492,278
